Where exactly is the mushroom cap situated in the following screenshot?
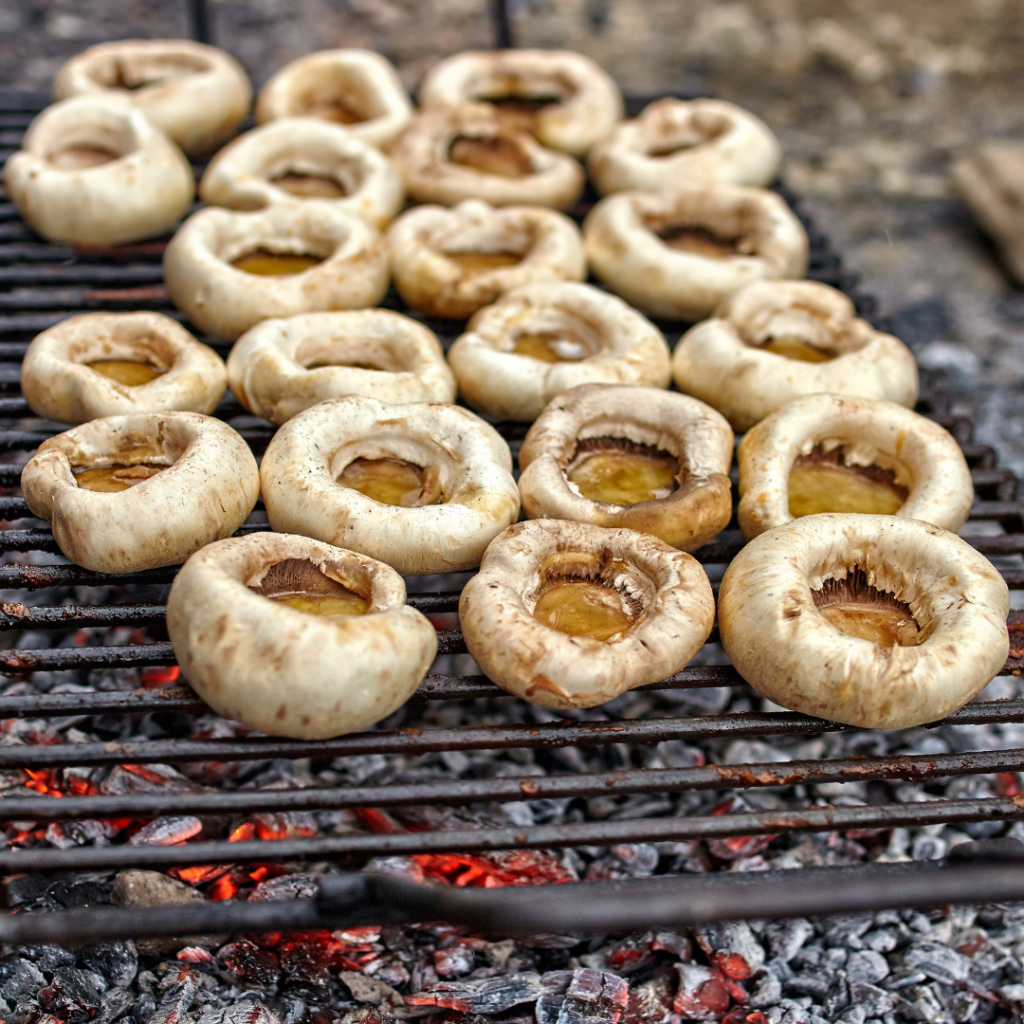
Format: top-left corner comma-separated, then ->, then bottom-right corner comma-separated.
386,199 -> 586,319
519,383 -> 734,551
737,393 -> 973,538
459,519 -> 715,709
199,118 -> 405,229
255,49 -> 413,150
418,49 -> 624,156
260,396 -> 521,575
166,532 -> 437,740
390,106 -> 585,210
52,39 -> 252,156
227,310 -> 457,425
4,95 -> 195,247
718,513 -> 1010,730
447,281 -> 672,422
589,97 -> 781,195
21,412 -> 260,574
672,280 -> 919,431
583,185 -> 809,320
22,312 -> 227,424
163,203 -> 389,339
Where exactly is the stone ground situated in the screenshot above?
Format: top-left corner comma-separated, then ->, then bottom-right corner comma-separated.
2,0 -> 1024,472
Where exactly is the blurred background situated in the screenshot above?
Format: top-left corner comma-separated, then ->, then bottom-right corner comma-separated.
3,0 -> 1023,471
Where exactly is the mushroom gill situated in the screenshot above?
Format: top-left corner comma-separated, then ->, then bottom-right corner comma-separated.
448,135 -> 533,178
652,221 -> 745,259
566,437 -> 680,506
336,456 -> 443,508
812,568 -> 922,648
249,557 -> 368,617
788,446 -> 907,518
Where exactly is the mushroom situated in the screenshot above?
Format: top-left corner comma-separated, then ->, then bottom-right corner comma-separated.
52,39 -> 252,157
163,203 -> 389,339
390,106 -> 585,210
417,49 -> 624,157
737,393 -> 973,539
21,311 -> 227,424
255,49 -> 413,150
718,513 -> 1010,730
260,396 -> 520,575
166,532 -> 437,740
583,184 -> 809,320
21,412 -> 260,574
199,118 -> 405,229
446,282 -> 672,422
589,97 -> 781,195
672,280 -> 919,432
519,384 -> 734,551
459,519 -> 715,709
4,95 -> 194,246
227,310 -> 457,425
386,199 -> 586,319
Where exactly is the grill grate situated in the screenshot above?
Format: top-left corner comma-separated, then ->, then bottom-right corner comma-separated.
1,89 -> 1024,941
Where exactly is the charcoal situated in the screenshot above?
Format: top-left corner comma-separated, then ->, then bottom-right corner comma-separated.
845,950 -> 889,984
79,940 -> 139,989
822,915 -> 873,947
861,930 -> 898,953
579,933 -> 656,975
128,817 -> 203,847
847,982 -> 894,1017
4,874 -> 50,908
216,942 -> 281,988
0,959 -> 46,1002
17,944 -> 77,972
48,878 -> 110,908
96,986 -> 135,1024
672,962 -> 731,1021
552,969 -> 628,1023
945,990 -> 979,1023
836,1008 -> 866,1024
902,942 -> 970,984
39,966 -> 106,1023
404,972 -> 546,1014
695,922 -> 765,979
340,972 -> 403,1008
277,938 -> 332,990
763,920 -> 815,963
193,1000 -> 281,1024
148,969 -> 198,1024
131,993 -> 157,1024
623,965 -> 676,1024
896,983 -> 953,1024
434,946 -> 476,979
748,969 -> 783,1008
784,972 -> 830,1001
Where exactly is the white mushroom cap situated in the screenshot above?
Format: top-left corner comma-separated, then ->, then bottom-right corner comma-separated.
260,396 -> 520,575
166,532 -> 437,740
227,310 -> 457,425
583,185 -> 809,320
52,39 -> 252,157
589,98 -> 782,195
4,95 -> 194,247
390,107 -> 585,210
447,282 -> 672,422
519,384 -> 734,551
199,118 -> 405,229
255,49 -> 413,150
718,513 -> 1010,730
737,393 -> 973,538
672,280 -> 920,432
163,204 -> 389,339
21,312 -> 227,424
387,199 -> 586,319
21,412 -> 260,574
418,49 -> 624,156
460,519 -> 715,709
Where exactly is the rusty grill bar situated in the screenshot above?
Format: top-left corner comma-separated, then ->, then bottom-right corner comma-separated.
2,88 -> 1024,942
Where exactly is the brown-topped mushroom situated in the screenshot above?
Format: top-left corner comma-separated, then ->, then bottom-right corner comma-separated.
718,514 -> 1010,730
672,280 -> 919,431
167,532 -> 437,740
737,393 -> 973,538
460,519 -> 714,709
519,384 -> 734,551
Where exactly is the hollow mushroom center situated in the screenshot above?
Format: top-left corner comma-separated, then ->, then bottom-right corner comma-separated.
48,144 -> 123,170
250,558 -> 368,617
512,326 -> 597,363
533,555 -> 643,641
270,171 -> 348,200
445,250 -> 524,275
72,438 -> 168,493
88,359 -> 165,387
650,221 -> 748,260
105,55 -> 208,91
297,93 -> 367,125
788,448 -> 907,518
646,113 -> 730,157
812,569 -> 922,648
567,438 -> 679,505
337,457 -> 442,508
449,135 -> 533,178
232,249 -> 325,276
477,94 -> 563,132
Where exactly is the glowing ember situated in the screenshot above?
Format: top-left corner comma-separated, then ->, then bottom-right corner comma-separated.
230,821 -> 256,842
141,665 -> 180,687
413,849 -> 573,887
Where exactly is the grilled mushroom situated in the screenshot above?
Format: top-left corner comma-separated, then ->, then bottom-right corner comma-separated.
672,280 -> 919,432
460,519 -> 715,709
227,310 -> 457,425
4,95 -> 194,246
718,514 -> 1010,730
163,204 -> 388,339
390,106 -> 585,210
447,282 -> 672,422
260,396 -> 520,575
589,98 -> 781,195
387,199 -> 586,319
199,118 -> 404,229
21,312 -> 226,424
52,39 -> 251,157
737,393 -> 973,538
519,384 -> 734,551
166,532 -> 437,740
418,49 -> 624,157
583,185 -> 808,320
21,412 -> 259,574
255,49 -> 413,150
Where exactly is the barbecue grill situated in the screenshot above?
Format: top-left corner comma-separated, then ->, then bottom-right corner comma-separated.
2,3 -> 1024,951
